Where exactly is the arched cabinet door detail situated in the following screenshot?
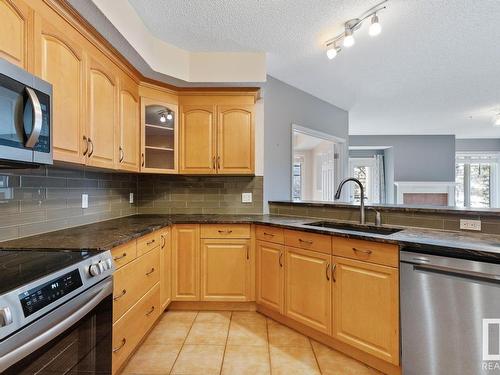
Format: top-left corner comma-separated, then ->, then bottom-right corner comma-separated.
0,0 -> 33,69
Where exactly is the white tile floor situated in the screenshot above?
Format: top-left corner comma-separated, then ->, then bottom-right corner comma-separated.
121,310 -> 383,375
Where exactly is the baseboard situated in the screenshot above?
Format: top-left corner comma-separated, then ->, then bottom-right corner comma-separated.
168,301 -> 257,311
257,304 -> 401,375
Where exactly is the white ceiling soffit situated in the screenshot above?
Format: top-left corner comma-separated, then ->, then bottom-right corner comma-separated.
90,0 -> 266,82
123,0 -> 500,138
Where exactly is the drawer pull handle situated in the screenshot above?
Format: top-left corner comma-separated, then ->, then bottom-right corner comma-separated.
146,306 -> 155,316
326,263 -> 330,281
146,267 -> 155,276
246,246 -> 249,260
113,289 -> 126,301
298,238 -> 313,245
113,253 -> 127,261
161,234 -> 166,248
147,239 -> 156,245
332,264 -> 337,282
218,230 -> 233,234
263,232 -> 275,237
352,247 -> 373,255
113,338 -> 126,353
279,252 -> 283,267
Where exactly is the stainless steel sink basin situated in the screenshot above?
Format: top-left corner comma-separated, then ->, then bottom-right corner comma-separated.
304,221 -> 402,235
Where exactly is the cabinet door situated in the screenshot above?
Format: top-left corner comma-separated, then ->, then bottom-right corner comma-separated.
35,18 -> 85,164
256,240 -> 284,313
0,0 -> 32,69
87,54 -> 117,169
118,74 -> 139,171
179,105 -> 216,174
172,224 -> 200,301
285,246 -> 332,334
160,228 -> 171,310
333,256 -> 399,365
201,239 -> 250,301
217,105 -> 254,174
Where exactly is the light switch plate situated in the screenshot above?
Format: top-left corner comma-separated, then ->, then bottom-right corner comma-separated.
81,194 -> 88,209
242,192 -> 253,203
460,219 -> 481,231
129,193 -> 134,204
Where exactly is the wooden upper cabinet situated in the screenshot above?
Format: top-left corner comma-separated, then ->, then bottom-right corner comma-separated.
118,74 -> 139,171
172,224 -> 200,301
217,105 -> 254,174
35,17 -> 85,164
285,246 -> 332,335
179,105 -> 216,174
333,256 -> 399,365
87,54 -> 117,169
256,240 -> 284,313
0,0 -> 32,70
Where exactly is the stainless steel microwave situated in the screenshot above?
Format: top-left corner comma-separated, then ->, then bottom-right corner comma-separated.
0,58 -> 52,167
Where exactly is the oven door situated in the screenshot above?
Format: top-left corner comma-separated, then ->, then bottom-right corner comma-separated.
0,277 -> 112,375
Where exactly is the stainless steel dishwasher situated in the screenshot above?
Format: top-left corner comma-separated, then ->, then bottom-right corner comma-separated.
401,250 -> 500,375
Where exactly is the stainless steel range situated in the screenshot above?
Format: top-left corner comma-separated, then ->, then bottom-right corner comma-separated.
0,249 -> 114,374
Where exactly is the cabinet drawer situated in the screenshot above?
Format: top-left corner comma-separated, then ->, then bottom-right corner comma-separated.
256,225 -> 284,244
113,247 -> 160,322
201,224 -> 251,239
333,237 -> 398,267
111,240 -> 137,269
112,283 -> 161,374
137,231 -> 160,256
284,230 -> 332,255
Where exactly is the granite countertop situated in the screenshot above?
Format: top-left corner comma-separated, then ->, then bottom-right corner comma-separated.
1,214 -> 500,263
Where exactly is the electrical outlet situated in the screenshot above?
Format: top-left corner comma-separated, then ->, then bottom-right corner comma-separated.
129,193 -> 134,204
241,192 -> 253,203
81,194 -> 88,209
460,219 -> 481,231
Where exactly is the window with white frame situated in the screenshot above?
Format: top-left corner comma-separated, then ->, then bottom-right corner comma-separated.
349,157 -> 376,203
455,153 -> 499,208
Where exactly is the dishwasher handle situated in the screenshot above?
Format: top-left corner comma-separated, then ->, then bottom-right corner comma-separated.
414,263 -> 500,283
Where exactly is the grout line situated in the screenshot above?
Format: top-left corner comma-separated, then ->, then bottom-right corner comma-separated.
168,311 -> 199,375
309,338 -> 323,374
219,311 -> 233,375
266,317 -> 273,375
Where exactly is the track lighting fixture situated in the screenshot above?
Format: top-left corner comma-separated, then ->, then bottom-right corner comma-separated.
160,113 -> 166,123
166,111 -> 173,121
159,109 -> 173,123
494,113 -> 500,126
324,0 -> 387,60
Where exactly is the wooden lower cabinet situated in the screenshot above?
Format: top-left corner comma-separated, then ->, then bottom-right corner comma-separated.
172,224 -> 200,301
160,228 -> 171,310
333,256 -> 399,365
285,246 -> 332,334
201,238 -> 251,301
112,283 -> 160,374
256,240 -> 284,313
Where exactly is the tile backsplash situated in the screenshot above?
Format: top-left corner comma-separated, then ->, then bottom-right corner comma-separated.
0,165 -> 138,241
138,174 -> 263,215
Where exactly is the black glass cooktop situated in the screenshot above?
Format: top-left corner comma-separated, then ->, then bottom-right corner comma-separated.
0,250 -> 92,295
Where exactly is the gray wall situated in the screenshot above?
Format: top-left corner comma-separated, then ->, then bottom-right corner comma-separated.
456,138 -> 500,152
263,76 -> 349,208
349,135 -> 456,182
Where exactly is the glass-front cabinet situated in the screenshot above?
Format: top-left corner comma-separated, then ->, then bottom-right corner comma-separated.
141,97 -> 178,173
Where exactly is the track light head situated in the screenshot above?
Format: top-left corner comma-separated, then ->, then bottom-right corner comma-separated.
343,27 -> 355,48
494,113 -> 500,126
166,111 -> 173,120
369,14 -> 382,36
326,44 -> 339,59
160,113 -> 166,123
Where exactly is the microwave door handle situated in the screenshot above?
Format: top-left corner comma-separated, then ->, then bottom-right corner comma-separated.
0,278 -> 112,373
24,87 -> 43,148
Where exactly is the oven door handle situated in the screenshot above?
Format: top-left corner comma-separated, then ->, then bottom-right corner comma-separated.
0,278 -> 112,373
24,87 -> 43,148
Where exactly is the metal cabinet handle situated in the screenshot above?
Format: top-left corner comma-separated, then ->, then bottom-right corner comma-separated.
113,253 -> 127,261
263,232 -> 275,237
119,146 -> 124,162
82,135 -> 89,156
217,156 -> 221,169
147,239 -> 156,246
24,87 -> 43,148
161,234 -> 166,248
279,252 -> 283,267
218,230 -> 233,234
145,306 -> 155,316
352,247 -> 372,255
145,267 -> 155,276
246,246 -> 249,260
212,156 -> 216,169
332,264 -> 337,282
141,153 -> 145,167
113,289 -> 127,301
326,263 -> 330,281
298,238 -> 313,245
113,338 -> 126,353
88,138 -> 94,157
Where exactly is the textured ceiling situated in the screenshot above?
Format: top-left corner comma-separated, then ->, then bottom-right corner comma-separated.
128,0 -> 500,138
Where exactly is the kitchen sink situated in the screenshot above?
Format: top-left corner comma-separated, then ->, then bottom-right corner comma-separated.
304,221 -> 403,235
